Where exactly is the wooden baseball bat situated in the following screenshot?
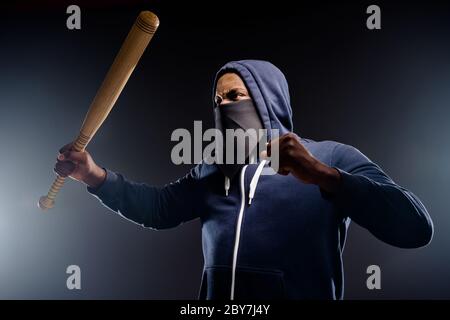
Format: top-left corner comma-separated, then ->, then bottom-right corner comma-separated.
38,11 -> 160,210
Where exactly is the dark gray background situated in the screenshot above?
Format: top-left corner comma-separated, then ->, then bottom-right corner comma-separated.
0,0 -> 449,299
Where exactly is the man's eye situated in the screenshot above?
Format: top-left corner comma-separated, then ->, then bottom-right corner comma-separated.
229,92 -> 242,100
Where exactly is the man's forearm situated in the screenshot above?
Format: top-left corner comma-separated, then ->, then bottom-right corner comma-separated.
313,163 -> 342,194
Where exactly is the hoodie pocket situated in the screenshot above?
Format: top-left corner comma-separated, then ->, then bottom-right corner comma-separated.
235,266 -> 286,300
199,265 -> 286,300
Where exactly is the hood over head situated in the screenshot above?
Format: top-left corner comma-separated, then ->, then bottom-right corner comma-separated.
212,60 -> 293,140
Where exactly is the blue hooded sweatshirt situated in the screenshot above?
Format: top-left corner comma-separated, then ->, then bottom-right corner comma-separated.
87,60 -> 433,299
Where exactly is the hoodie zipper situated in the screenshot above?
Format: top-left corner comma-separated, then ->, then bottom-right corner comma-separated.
230,164 -> 248,300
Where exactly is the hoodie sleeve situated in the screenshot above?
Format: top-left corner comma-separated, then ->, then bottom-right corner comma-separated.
86,168 -> 201,230
327,143 -> 433,248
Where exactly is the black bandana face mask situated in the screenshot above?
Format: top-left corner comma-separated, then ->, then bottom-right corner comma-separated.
214,99 -> 264,179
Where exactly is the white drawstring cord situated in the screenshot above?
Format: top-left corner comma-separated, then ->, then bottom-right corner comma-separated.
224,176 -> 231,196
224,158 -> 268,199
248,160 -> 267,205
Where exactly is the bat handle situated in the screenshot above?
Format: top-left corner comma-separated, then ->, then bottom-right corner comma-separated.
38,176 -> 66,210
38,132 -> 91,210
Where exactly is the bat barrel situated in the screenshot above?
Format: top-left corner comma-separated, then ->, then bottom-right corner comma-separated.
135,11 -> 159,34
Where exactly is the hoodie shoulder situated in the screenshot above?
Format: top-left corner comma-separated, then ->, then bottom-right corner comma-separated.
302,138 -> 374,172
301,138 -> 364,167
301,138 -> 340,152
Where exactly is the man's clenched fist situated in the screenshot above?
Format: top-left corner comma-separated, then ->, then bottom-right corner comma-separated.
261,133 -> 341,193
54,142 -> 106,188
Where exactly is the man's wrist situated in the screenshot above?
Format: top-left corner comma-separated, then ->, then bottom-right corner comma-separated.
314,163 -> 341,194
84,166 -> 107,189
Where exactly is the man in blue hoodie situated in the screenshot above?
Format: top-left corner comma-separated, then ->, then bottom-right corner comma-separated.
54,60 -> 433,299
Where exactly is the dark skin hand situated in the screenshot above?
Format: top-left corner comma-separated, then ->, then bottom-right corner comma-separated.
55,133 -> 340,192
261,132 -> 342,194
54,142 -> 106,188
55,134 -> 340,193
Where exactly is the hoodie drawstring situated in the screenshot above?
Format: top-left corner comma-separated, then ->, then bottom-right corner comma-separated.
224,176 -> 231,196
224,160 -> 267,202
248,160 -> 267,205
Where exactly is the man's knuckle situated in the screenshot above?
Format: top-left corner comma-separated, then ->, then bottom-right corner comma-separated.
286,148 -> 295,158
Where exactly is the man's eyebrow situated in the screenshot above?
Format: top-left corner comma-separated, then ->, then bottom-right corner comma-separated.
216,86 -> 247,99
221,87 -> 246,96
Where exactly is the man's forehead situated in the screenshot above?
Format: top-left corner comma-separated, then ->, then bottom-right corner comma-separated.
216,73 -> 246,92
